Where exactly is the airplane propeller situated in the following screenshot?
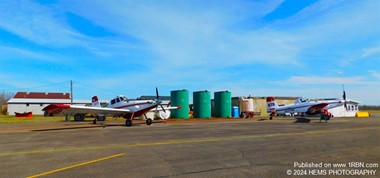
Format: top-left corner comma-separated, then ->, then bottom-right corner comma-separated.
343,89 -> 347,110
155,87 -> 166,113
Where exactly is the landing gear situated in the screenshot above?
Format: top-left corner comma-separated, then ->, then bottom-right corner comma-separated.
74,113 -> 85,121
97,116 -> 106,121
240,111 -> 254,118
126,119 -> 132,127
146,118 -> 153,125
143,113 -> 153,126
269,112 -> 274,120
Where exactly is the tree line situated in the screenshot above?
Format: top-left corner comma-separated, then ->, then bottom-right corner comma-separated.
359,105 -> 380,110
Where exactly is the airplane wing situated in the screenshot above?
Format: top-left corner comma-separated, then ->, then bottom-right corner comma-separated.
306,103 -> 329,115
42,104 -> 132,116
150,106 -> 181,111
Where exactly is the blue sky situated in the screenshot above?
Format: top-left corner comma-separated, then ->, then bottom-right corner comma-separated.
1,0 -> 379,105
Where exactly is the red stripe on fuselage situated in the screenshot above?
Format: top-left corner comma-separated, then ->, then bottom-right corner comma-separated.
111,101 -> 153,109
122,104 -> 158,119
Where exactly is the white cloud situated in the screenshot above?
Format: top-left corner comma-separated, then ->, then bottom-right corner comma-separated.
0,0 -> 140,58
62,0 -> 299,67
369,70 -> 380,79
284,76 -> 380,85
278,0 -> 380,63
0,0 -> 78,46
276,0 -> 345,25
0,46 -> 54,61
361,45 -> 380,58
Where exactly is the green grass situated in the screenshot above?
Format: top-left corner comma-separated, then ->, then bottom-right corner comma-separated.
0,115 -> 128,124
0,115 -> 66,124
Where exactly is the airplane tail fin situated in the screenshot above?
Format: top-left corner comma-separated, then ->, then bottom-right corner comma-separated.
266,97 -> 279,113
92,96 -> 101,107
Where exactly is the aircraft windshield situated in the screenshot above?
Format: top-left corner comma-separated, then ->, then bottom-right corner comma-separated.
296,97 -> 310,103
119,96 -> 128,101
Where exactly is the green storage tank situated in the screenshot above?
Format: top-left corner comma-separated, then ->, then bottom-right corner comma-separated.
193,90 -> 211,118
214,91 -> 232,118
170,89 -> 189,119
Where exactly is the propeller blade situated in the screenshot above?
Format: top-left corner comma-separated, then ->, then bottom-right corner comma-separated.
154,104 -> 158,112
342,84 -> 347,110
160,104 -> 166,113
154,87 -> 161,112
156,87 -> 159,100
343,90 -> 346,100
343,90 -> 347,109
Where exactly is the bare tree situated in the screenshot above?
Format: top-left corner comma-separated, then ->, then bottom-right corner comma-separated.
0,91 -> 14,105
0,91 -> 14,115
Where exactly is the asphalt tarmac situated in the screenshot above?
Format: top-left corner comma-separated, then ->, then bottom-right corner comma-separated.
0,117 -> 379,177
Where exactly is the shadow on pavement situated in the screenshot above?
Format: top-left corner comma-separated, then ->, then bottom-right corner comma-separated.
294,117 -> 311,123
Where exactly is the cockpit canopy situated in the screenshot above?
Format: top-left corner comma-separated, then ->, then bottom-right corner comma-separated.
110,95 -> 128,105
295,97 -> 310,104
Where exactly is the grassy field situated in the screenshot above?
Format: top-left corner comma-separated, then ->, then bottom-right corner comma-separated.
362,110 -> 380,114
0,114 -> 129,124
0,115 -> 67,124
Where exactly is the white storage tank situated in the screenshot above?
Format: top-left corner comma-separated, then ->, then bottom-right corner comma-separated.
241,98 -> 254,112
240,98 -> 254,118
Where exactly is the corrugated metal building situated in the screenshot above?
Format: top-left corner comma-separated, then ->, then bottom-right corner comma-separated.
232,96 -> 299,116
315,99 -> 360,117
7,92 -> 94,115
232,96 -> 359,117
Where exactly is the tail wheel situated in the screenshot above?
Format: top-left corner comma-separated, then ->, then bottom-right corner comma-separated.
269,112 -> 274,120
146,118 -> 153,125
74,113 -> 85,121
126,119 -> 132,127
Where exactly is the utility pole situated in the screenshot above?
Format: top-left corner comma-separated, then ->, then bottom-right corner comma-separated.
70,80 -> 73,105
66,80 -> 73,122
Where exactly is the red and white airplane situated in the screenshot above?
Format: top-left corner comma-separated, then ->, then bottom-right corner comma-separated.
266,95 -> 345,120
42,88 -> 181,127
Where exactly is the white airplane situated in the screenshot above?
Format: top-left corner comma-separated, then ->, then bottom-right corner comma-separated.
266,96 -> 345,120
42,88 -> 181,127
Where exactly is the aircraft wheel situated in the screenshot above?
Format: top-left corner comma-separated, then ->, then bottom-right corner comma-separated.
269,116 -> 273,120
146,118 -> 153,125
74,113 -> 85,121
97,116 -> 106,121
126,119 -> 132,127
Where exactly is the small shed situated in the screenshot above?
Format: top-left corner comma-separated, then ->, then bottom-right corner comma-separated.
327,100 -> 360,117
7,92 -> 91,115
